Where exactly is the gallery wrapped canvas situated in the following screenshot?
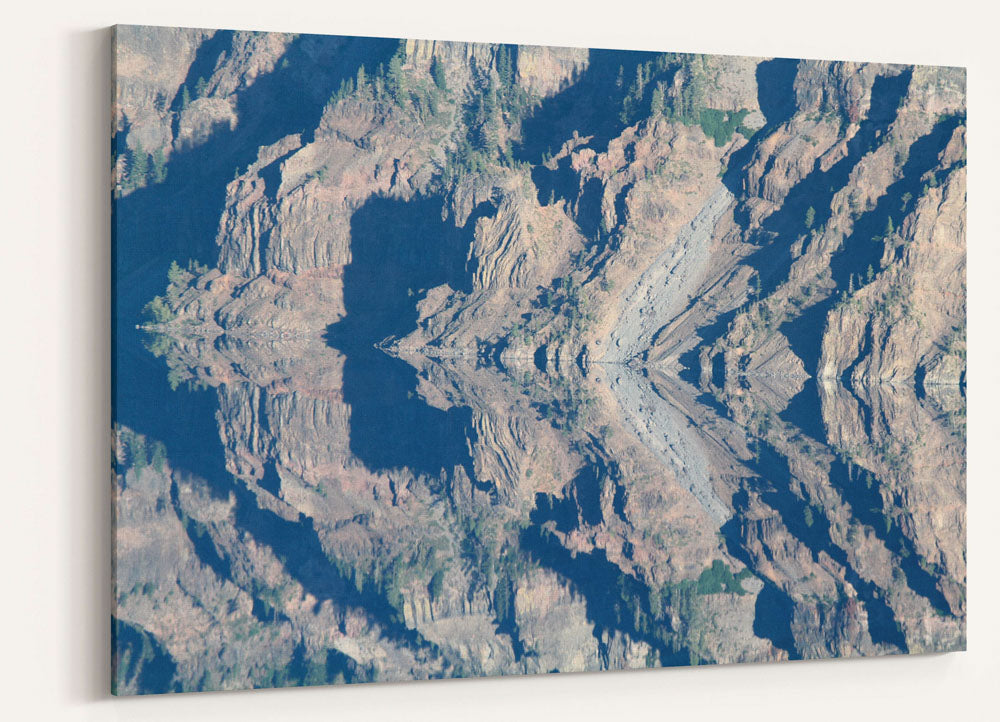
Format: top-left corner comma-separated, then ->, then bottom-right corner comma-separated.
111,24 -> 966,694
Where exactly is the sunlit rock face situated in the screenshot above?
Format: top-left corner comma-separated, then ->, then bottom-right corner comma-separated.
111,25 -> 966,695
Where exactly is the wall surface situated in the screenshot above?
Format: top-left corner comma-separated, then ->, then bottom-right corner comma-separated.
1,1 -> 996,720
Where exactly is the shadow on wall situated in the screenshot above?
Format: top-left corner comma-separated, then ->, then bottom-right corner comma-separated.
519,48 -> 670,239
114,33 -> 401,495
325,194 -> 495,485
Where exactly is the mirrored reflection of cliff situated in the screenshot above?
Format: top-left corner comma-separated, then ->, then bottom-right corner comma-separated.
113,327 -> 965,691
112,27 -> 965,694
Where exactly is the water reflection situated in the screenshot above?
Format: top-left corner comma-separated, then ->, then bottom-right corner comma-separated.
113,322 -> 966,692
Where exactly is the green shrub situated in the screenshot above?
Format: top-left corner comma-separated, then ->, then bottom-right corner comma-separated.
696,560 -> 747,595
142,296 -> 174,324
428,569 -> 446,600
697,108 -> 749,147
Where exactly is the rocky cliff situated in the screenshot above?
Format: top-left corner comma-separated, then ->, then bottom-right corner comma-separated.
113,26 -> 966,694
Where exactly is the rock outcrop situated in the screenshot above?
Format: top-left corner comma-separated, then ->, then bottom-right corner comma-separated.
113,27 -> 966,694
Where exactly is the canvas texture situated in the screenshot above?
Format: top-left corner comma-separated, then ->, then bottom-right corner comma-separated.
111,24 -> 967,695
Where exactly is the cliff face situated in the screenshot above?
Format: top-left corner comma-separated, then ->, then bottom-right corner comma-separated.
209,39 -> 588,280
698,63 -> 966,386
113,27 -> 966,694
113,28 -> 296,194
112,26 -> 213,170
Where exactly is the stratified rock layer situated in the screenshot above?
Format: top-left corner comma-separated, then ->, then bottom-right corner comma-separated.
112,27 -> 966,694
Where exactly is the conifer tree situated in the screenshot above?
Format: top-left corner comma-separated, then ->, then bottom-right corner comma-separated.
131,141 -> 149,188
150,441 -> 167,474
181,85 -> 191,109
126,431 -> 147,472
650,84 -> 665,117
167,260 -> 185,285
431,56 -> 447,92
151,146 -> 167,184
332,76 -> 354,103
387,50 -> 408,104
497,45 -> 513,92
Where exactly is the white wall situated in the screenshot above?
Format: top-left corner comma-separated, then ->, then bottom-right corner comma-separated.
2,1 -> 996,720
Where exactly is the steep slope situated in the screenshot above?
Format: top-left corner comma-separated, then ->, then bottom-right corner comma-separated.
114,30 -> 967,693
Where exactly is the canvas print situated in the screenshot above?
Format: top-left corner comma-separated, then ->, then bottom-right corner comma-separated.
111,24 -> 967,695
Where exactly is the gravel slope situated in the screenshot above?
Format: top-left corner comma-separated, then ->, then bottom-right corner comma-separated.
601,184 -> 734,363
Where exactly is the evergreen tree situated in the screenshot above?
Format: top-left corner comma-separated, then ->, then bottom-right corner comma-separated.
428,569 -> 445,601
167,260 -> 185,285
125,432 -> 147,473
118,152 -> 131,193
431,55 -> 447,92
195,76 -> 207,98
387,50 -> 408,104
151,146 -> 167,184
332,77 -> 350,103
483,75 -> 498,117
143,295 -> 174,323
682,80 -> 697,121
650,84 -> 665,117
131,141 -> 149,188
150,441 -> 167,474
181,85 -> 191,110
355,65 -> 367,95
497,45 -> 513,92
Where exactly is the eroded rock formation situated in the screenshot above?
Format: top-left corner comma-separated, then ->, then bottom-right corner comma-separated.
112,26 -> 966,694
